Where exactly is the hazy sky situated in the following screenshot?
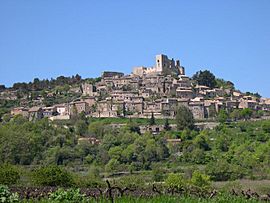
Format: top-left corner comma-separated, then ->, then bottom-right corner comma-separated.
0,0 -> 269,97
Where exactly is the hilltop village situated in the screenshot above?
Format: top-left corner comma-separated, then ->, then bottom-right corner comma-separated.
3,54 -> 270,122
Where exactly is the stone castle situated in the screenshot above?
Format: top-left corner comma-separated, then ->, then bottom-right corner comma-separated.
132,54 -> 185,76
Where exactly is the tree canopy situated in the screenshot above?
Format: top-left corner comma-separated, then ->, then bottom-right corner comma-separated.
175,105 -> 195,130
192,70 -> 216,88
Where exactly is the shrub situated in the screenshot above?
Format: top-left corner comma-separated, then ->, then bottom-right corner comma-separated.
262,121 -> 270,133
165,173 -> 186,193
206,161 -> 244,181
0,185 -> 19,203
49,188 -> 85,202
105,158 -> 120,172
0,165 -> 20,186
32,165 -> 73,187
190,170 -> 211,188
115,175 -> 145,189
152,167 -> 165,182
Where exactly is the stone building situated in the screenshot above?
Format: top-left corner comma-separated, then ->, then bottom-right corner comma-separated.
42,106 -> 57,117
28,107 -> 43,121
69,101 -> 90,115
133,54 -> 185,76
54,103 -> 69,116
102,71 -> 124,79
238,96 -> 259,110
11,107 -> 29,118
81,83 -> 97,96
188,101 -> 206,120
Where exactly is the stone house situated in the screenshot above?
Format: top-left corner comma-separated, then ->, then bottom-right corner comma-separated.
28,106 -> 43,121
54,103 -> 69,116
125,96 -> 144,114
78,137 -> 101,145
225,100 -> 240,112
95,99 -> 122,117
69,87 -> 82,94
11,107 -> 29,118
81,83 -> 97,96
110,76 -> 133,89
69,101 -> 90,115
82,97 -> 96,108
111,90 -> 139,101
139,125 -> 165,135
188,101 -> 206,119
42,106 -> 57,117
161,98 -> 178,117
238,96 -> 259,110
102,71 -> 124,79
176,88 -> 194,99
260,98 -> 270,111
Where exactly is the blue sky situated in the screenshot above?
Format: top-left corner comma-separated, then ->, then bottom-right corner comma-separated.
0,0 -> 269,97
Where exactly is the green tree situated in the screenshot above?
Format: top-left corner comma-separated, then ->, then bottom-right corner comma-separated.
0,164 -> 20,186
240,108 -> 253,120
215,78 -> 235,90
105,158 -> 120,172
190,170 -> 211,188
192,70 -> 217,88
262,121 -> 270,133
230,109 -> 241,121
88,122 -> 106,138
206,160 -> 244,181
165,173 -> 186,193
33,165 -> 74,187
149,112 -> 156,126
218,109 -> 229,123
75,120 -> 88,136
175,105 -> 194,130
108,146 -> 122,160
164,118 -> 171,131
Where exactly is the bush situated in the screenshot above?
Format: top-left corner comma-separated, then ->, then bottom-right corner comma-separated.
152,167 -> 165,182
165,173 -> 186,193
32,165 -> 74,187
73,167 -> 104,188
0,185 -> 19,203
0,165 -> 20,186
190,171 -> 211,188
49,188 -> 85,202
206,161 -> 245,181
105,158 -> 120,172
115,175 -> 145,189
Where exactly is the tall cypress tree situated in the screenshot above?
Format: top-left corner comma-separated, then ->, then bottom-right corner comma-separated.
164,118 -> 171,131
149,112 -> 156,126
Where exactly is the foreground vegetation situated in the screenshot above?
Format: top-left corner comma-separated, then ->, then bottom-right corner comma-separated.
1,183 -> 268,203
0,108 -> 269,202
0,114 -> 269,181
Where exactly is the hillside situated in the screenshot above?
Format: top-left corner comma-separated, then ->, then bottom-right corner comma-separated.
0,54 -> 269,124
